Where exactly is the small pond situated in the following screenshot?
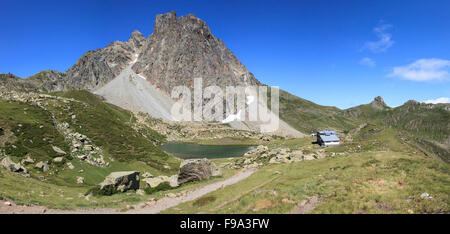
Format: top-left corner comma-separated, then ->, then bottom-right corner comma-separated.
160,142 -> 256,159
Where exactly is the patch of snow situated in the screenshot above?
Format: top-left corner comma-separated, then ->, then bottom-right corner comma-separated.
137,73 -> 147,80
130,54 -> 139,64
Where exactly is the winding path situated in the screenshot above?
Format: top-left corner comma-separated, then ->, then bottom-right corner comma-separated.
126,168 -> 257,214
0,168 -> 257,214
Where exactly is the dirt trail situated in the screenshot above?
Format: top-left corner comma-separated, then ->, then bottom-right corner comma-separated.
126,168 -> 257,214
0,168 -> 257,214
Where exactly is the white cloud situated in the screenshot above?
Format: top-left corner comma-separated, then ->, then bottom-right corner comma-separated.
359,57 -> 376,67
424,97 -> 450,104
363,23 -> 394,53
388,58 -> 450,82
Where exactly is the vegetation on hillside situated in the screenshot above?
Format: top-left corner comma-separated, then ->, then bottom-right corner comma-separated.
278,90 -> 359,134
164,125 -> 450,214
50,90 -> 175,170
0,90 -> 181,202
344,100 -> 450,162
0,99 -> 70,163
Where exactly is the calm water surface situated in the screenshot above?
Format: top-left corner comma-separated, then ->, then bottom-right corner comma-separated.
160,142 -> 255,159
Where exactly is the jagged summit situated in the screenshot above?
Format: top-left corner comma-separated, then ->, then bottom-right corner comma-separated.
132,11 -> 259,93
130,29 -> 144,37
153,11 -> 210,35
1,11 -> 258,93
404,99 -> 420,105
128,30 -> 146,48
373,96 -> 385,104
371,96 -> 387,110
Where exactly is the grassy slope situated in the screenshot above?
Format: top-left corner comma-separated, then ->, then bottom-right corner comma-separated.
345,102 -> 450,162
50,90 -> 176,171
163,125 -> 450,214
0,99 -> 70,164
0,90 -> 184,208
280,91 -> 448,162
279,90 -> 359,134
382,103 -> 450,143
0,159 -> 237,210
346,102 -> 449,144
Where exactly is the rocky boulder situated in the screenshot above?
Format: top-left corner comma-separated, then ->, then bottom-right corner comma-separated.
178,158 -> 222,185
53,157 -> 65,163
77,176 -> 84,184
35,161 -> 49,172
1,156 -> 28,175
143,175 -> 179,188
21,156 -> 35,165
98,171 -> 140,193
244,145 -> 268,157
66,162 -> 75,169
52,145 -> 66,155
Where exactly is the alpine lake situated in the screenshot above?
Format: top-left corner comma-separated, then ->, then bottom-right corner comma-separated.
160,141 -> 256,159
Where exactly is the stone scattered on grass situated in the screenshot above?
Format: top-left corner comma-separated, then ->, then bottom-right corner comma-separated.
35,161 -> 49,172
53,157 -> 64,163
67,162 -> 75,170
1,156 -> 29,175
136,189 -> 145,196
21,156 -> 35,165
98,171 -> 140,194
77,176 -> 84,184
420,192 -> 432,200
52,145 -> 66,155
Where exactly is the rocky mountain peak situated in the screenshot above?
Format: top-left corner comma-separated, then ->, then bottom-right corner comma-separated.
62,29 -> 146,91
404,99 -> 420,105
371,96 -> 387,110
128,30 -> 146,49
373,96 -> 385,104
130,29 -> 144,38
3,11 -> 260,94
133,11 -> 259,94
152,11 -> 212,41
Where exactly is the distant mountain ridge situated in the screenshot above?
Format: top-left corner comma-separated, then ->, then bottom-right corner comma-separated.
344,96 -> 450,161
0,11 -> 258,94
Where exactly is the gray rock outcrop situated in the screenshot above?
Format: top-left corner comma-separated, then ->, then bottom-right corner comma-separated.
143,175 -> 179,188
35,161 -> 49,172
77,176 -> 84,184
52,145 -> 66,155
1,156 -> 28,175
63,30 -> 146,91
21,156 -> 35,165
52,157 -> 65,163
132,11 -> 259,95
98,171 -> 140,193
178,158 -> 222,185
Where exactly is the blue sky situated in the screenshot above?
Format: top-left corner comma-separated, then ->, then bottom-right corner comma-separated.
1,0 -> 449,108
